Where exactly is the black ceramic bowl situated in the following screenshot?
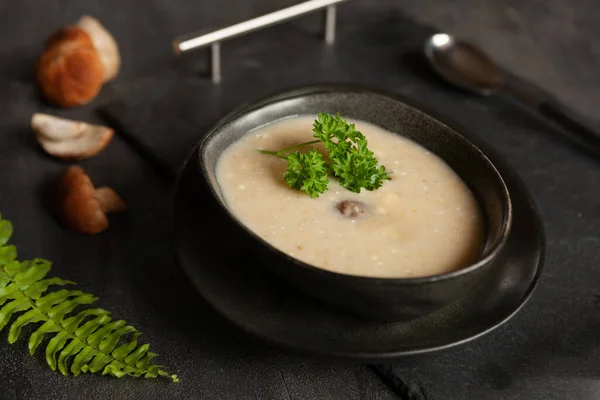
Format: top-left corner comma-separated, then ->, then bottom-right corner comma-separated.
197,85 -> 512,321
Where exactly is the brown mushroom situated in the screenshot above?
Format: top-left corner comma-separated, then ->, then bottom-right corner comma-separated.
31,113 -> 114,160
337,200 -> 366,218
57,166 -> 126,234
36,16 -> 120,108
36,26 -> 104,108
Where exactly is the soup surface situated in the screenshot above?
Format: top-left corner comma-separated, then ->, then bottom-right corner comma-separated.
216,116 -> 484,278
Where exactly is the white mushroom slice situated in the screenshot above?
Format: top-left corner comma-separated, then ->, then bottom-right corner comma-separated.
31,113 -> 114,160
31,113 -> 86,141
77,15 -> 121,82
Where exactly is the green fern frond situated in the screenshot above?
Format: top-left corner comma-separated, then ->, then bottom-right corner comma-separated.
0,213 -> 178,382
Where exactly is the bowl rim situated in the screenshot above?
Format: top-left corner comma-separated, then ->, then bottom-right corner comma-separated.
197,83 -> 513,285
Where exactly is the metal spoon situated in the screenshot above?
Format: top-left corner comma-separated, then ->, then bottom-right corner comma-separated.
425,33 -> 600,157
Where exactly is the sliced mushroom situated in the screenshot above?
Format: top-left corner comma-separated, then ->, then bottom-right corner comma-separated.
77,15 -> 120,82
57,166 -> 126,234
32,113 -> 113,160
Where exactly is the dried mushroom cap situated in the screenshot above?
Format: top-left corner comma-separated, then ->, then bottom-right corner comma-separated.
36,26 -> 104,108
31,113 -> 113,160
57,166 -> 126,234
77,15 -> 120,82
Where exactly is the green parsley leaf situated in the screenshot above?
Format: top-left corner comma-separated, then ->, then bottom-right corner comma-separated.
312,113 -> 390,193
258,113 -> 390,197
284,150 -> 328,198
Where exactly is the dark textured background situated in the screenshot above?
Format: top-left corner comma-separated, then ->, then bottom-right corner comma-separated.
0,1 -> 599,399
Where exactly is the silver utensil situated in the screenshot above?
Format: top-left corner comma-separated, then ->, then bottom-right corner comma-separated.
425,33 -> 600,156
173,0 -> 347,83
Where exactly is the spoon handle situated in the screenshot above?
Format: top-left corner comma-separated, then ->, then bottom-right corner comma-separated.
538,100 -> 600,156
504,77 -> 600,157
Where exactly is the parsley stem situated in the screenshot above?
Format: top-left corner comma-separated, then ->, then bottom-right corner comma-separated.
275,140 -> 321,154
257,150 -> 288,160
257,140 -> 321,158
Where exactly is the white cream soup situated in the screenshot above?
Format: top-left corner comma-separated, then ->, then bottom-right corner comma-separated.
216,116 -> 484,278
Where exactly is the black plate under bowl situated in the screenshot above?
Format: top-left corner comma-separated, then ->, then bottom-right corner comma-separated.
170,86 -> 544,360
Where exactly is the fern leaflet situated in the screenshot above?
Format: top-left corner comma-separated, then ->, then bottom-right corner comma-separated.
0,213 -> 178,382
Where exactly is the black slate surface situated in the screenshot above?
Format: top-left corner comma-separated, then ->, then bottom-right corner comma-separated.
0,1 -> 599,399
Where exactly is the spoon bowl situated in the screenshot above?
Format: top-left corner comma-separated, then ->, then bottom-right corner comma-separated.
424,33 -> 503,95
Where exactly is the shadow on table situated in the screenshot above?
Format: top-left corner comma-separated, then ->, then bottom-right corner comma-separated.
0,51 -> 36,84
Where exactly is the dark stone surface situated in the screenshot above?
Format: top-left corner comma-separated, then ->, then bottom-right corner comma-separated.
0,1 -> 599,399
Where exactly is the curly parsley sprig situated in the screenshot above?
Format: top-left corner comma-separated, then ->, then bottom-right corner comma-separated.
258,113 -> 390,198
